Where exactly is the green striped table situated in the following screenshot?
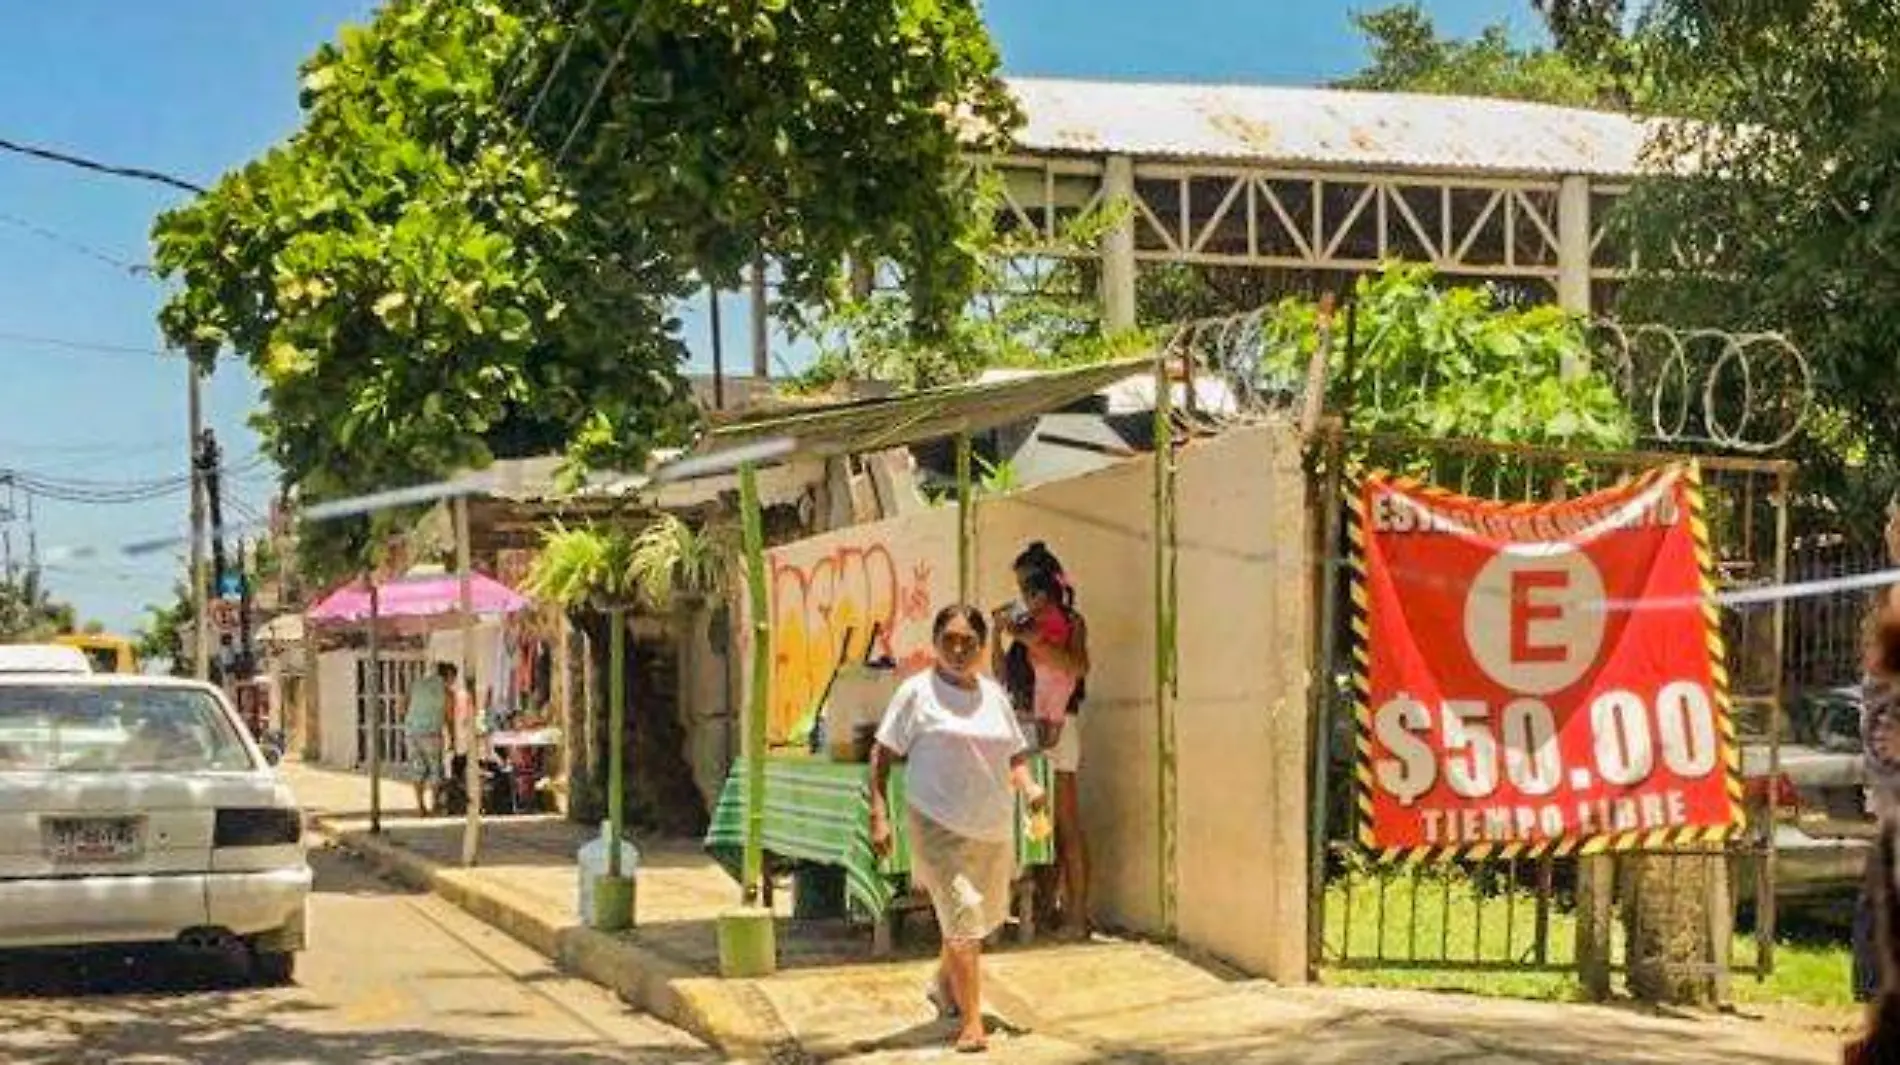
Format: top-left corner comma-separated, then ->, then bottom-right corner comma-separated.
704,754 -> 1055,919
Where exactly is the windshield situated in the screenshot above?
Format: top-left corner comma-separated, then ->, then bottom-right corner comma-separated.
0,686 -> 254,773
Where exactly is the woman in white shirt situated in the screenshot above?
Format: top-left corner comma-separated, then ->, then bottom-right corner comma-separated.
869,604 -> 1046,1053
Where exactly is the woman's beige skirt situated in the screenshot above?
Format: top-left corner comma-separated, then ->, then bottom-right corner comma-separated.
907,808 -> 1017,943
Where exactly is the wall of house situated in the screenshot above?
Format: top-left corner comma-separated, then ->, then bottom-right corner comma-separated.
749,509 -> 960,744
316,649 -> 358,768
731,420 -> 1314,981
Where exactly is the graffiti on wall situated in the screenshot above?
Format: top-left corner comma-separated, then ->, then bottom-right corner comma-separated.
767,540 -> 940,740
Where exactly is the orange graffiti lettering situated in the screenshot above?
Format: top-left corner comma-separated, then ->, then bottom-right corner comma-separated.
769,543 -> 924,741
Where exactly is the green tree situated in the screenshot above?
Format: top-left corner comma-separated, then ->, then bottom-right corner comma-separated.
134,581 -> 196,677
0,570 -> 79,642
1338,3 -> 1623,108
797,187 -> 1142,390
1253,264 -> 1632,450
1566,1 -> 1900,529
153,0 -> 1016,577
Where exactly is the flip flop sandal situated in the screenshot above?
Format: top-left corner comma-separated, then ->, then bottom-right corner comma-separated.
955,1032 -> 989,1054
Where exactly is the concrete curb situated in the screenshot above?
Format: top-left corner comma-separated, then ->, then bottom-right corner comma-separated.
308,817 -> 804,1062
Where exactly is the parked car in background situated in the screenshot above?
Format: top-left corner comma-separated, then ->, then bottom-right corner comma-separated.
0,674 -> 310,983
1738,686 -> 1872,908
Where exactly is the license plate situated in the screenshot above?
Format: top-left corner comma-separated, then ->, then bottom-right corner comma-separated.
44,817 -> 144,862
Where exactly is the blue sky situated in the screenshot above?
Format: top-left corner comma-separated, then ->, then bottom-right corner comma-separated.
0,0 -> 1540,633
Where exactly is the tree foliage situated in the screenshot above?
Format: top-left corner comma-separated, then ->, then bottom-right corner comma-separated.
134,581 -> 195,677
1338,3 -> 1623,108
797,185 -> 1143,390
1577,0 -> 1900,525
0,570 -> 80,643
1259,264 -> 1632,449
153,0 -> 1016,576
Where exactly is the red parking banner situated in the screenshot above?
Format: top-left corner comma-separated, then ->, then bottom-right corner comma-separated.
1349,465 -> 1743,859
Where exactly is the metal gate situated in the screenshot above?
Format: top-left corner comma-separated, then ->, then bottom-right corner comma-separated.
355,654 -> 429,768
1307,430 -> 1796,987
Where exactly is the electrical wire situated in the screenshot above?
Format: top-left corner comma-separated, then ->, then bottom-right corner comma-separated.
0,134 -> 206,194
3,454 -> 267,505
0,435 -> 183,456
0,329 -> 170,360
554,16 -> 637,164
523,0 -> 598,128
0,210 -> 151,277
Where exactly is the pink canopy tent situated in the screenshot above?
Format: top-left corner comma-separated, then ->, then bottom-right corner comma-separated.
307,567 -> 534,845
306,570 -> 531,630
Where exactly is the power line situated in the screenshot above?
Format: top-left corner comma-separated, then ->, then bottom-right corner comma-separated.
0,211 -> 151,277
0,134 -> 205,194
0,434 -> 182,456
523,0 -> 598,128
0,329 -> 170,360
3,454 -> 266,505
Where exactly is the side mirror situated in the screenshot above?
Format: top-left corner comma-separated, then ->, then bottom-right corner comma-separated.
263,745 -> 282,767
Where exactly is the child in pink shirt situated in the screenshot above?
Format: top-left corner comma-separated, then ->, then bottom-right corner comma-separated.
1019,568 -> 1079,731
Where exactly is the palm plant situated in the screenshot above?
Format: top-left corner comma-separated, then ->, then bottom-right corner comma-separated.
520,513 -> 734,929
524,515 -> 731,611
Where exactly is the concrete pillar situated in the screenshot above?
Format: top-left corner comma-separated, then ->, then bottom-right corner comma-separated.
1557,174 -> 1592,378
1101,155 -> 1138,331
750,254 -> 770,379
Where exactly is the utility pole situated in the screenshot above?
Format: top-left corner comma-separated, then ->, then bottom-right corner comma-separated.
23,489 -> 36,574
0,473 -> 15,584
199,426 -> 227,683
236,536 -> 255,681
188,363 -> 209,680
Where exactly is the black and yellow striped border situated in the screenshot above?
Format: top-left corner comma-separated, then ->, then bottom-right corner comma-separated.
1683,460 -> 1749,844
1345,463 -> 1744,864
1345,471 -> 1377,854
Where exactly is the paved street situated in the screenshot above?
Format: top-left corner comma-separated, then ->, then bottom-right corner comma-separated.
0,845 -> 714,1065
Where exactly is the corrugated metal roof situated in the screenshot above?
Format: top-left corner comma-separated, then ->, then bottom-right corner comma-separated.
1004,76 -> 1660,178
699,357 -> 1154,461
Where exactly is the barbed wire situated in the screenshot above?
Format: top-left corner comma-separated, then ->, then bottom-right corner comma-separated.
1158,304 -> 1302,418
1588,321 -> 1813,454
1154,304 -> 1816,454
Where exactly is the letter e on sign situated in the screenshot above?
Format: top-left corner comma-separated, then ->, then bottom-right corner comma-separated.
1510,570 -> 1568,664
1465,547 -> 1606,695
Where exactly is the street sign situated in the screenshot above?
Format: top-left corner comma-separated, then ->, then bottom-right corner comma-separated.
208,599 -> 241,634
217,572 -> 243,601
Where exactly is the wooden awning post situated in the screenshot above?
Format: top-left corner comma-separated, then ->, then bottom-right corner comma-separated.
458,495 -> 483,867
1153,354 -> 1180,938
956,431 -> 975,604
739,461 -> 771,904
717,458 -> 780,977
366,577 -> 383,835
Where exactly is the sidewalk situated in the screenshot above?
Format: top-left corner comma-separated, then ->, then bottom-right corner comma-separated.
286,761 -> 1844,1064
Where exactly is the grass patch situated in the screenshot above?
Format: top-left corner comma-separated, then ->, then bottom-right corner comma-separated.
1319,867 -> 1856,1008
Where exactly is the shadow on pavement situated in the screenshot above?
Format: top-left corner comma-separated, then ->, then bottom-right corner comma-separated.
0,990 -> 713,1065
1040,1000 -> 1839,1065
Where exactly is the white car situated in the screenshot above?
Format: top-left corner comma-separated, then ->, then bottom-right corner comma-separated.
0,673 -> 310,983
0,644 -> 91,675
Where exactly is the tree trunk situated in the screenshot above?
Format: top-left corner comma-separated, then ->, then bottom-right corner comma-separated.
1622,852 -> 1729,1005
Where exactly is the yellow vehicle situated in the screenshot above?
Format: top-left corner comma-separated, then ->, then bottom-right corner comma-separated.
53,634 -> 138,675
